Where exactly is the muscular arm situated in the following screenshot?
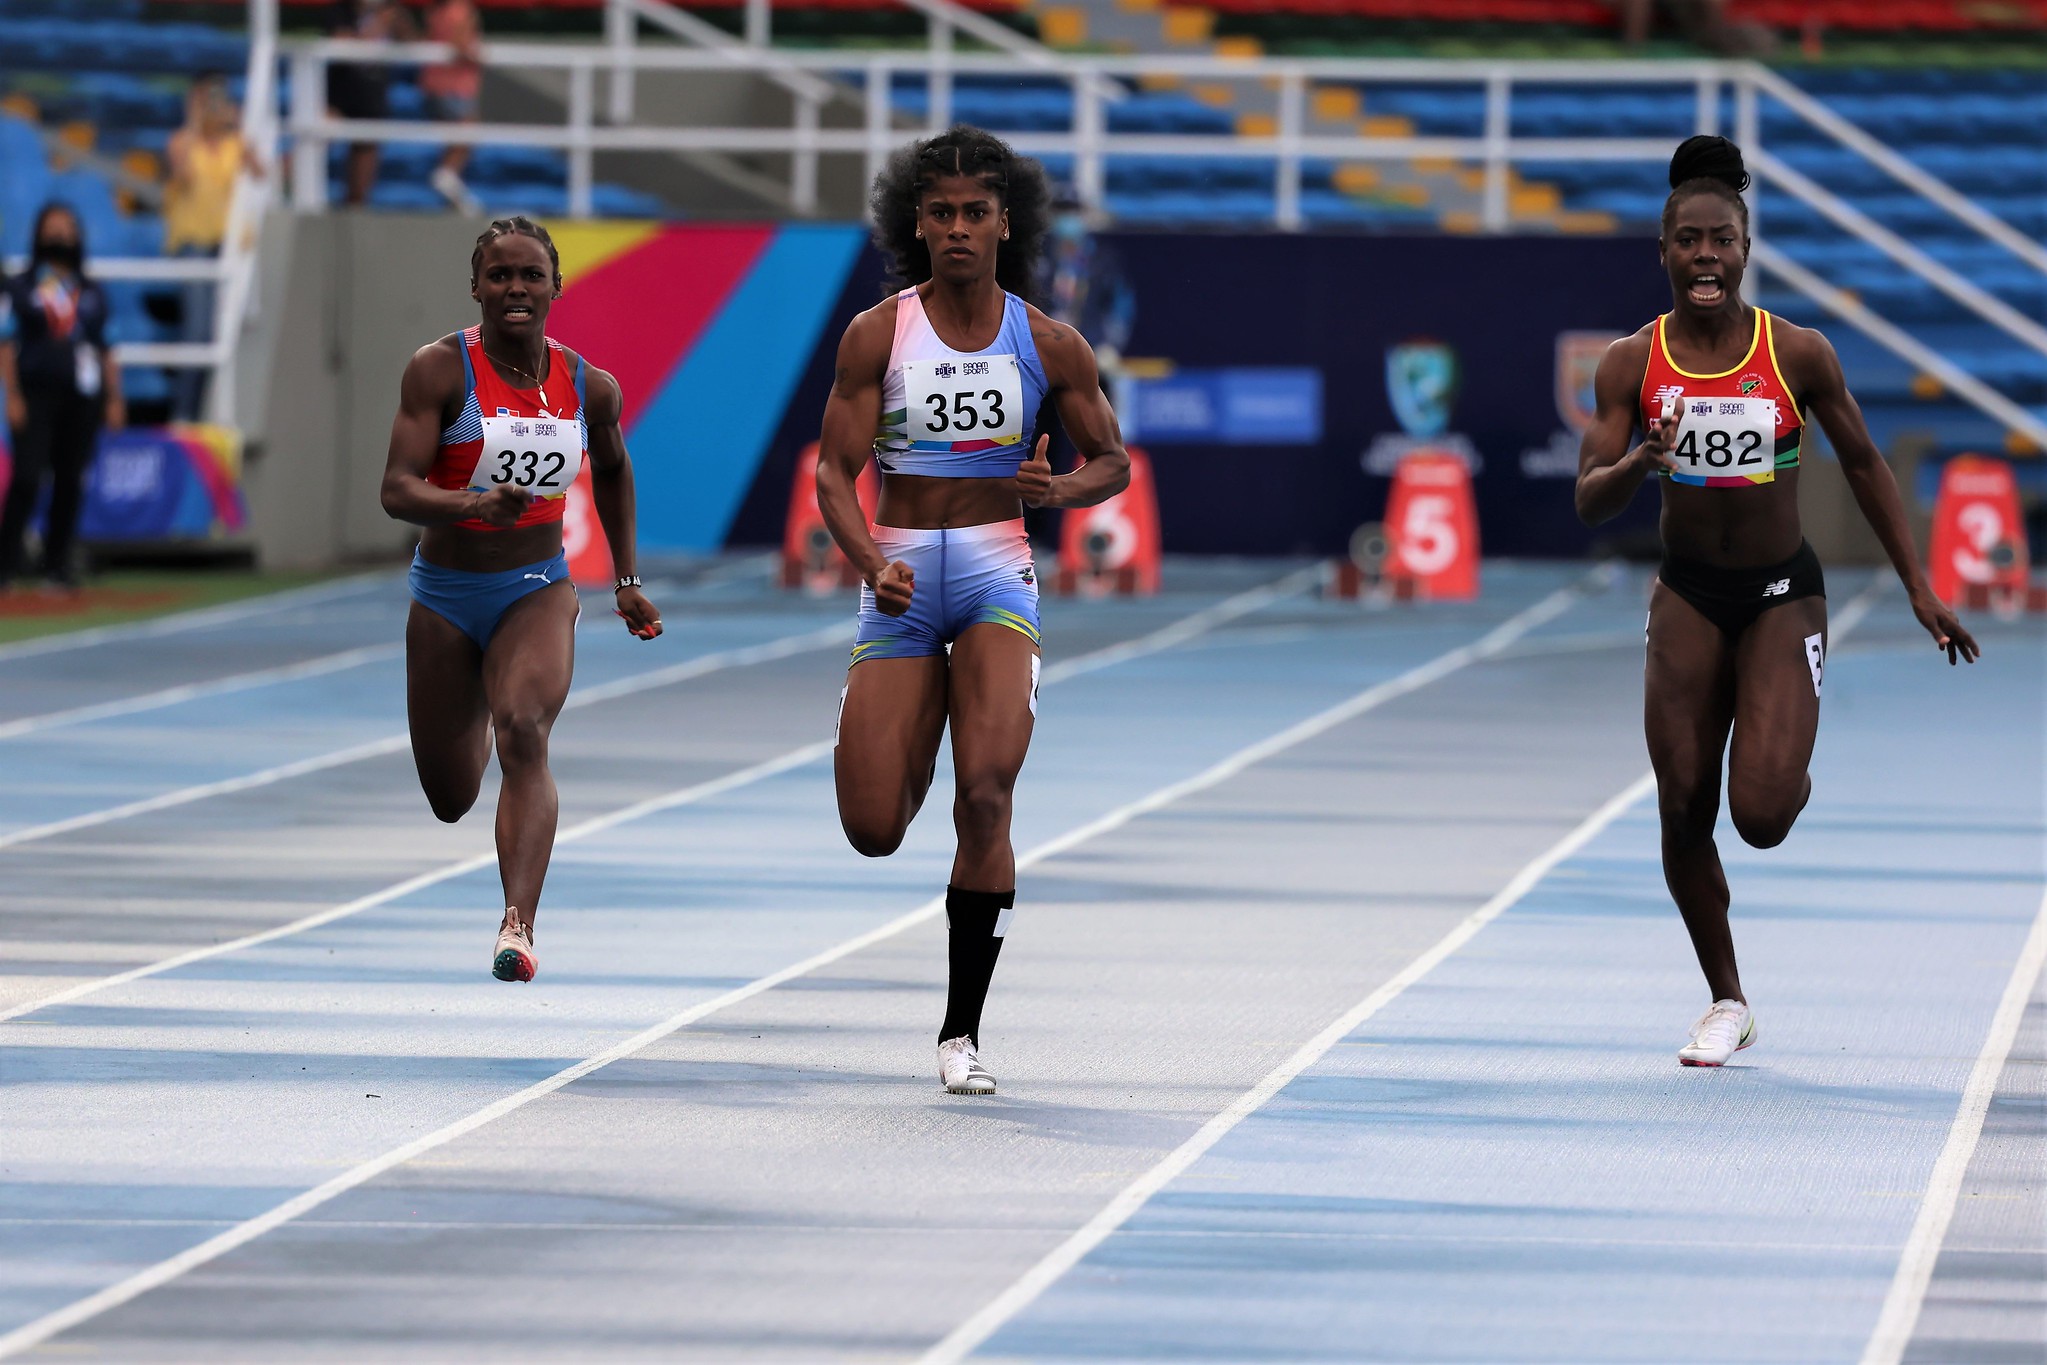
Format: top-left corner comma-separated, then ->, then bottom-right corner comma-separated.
816,309 -> 892,582
1031,313 -> 1128,508
1787,326 -> 1977,661
584,362 -> 661,638
378,340 -> 505,526
1575,333 -> 1671,526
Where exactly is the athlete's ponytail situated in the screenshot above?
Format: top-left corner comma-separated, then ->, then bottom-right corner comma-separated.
870,125 -> 1050,304
1661,134 -> 1750,237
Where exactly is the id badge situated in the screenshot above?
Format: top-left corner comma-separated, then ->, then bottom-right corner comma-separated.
472,414 -> 583,499
902,354 -> 1023,447
1667,396 -> 1776,486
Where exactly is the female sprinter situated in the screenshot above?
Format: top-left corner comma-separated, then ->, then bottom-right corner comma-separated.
1576,137 -> 1977,1066
818,128 -> 1129,1094
380,216 -> 661,982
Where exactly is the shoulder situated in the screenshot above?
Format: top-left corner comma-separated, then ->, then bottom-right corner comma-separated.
575,356 -> 625,422
1765,311 -> 1835,373
1021,301 -> 1086,363
837,296 -> 899,364
1594,323 -> 1657,398
403,332 -> 468,397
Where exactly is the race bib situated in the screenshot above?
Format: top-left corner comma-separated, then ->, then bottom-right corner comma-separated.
471,414 -> 583,499
902,355 -> 1023,447
1668,396 -> 1777,485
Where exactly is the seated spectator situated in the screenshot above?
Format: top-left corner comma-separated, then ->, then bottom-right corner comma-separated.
164,73 -> 264,421
424,0 -> 485,215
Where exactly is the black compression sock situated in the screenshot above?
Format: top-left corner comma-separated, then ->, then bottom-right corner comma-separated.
939,885 -> 1014,1048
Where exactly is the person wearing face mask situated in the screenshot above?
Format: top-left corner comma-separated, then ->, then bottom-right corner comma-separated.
0,203 -> 124,592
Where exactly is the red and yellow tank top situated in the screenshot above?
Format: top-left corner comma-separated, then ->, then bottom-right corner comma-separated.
428,326 -> 588,531
1639,308 -> 1802,488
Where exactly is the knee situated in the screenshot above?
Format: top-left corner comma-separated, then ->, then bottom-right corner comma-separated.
1728,783 -> 1802,850
492,709 -> 551,770
842,815 -> 906,859
1657,782 -> 1719,847
953,774 -> 1014,845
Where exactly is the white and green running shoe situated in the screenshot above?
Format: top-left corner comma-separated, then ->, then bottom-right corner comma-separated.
1678,999 -> 1754,1067
938,1036 -> 996,1094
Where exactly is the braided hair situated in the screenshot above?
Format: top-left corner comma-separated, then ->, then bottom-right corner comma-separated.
1662,135 -> 1751,237
868,125 -> 1050,303
469,216 -> 562,296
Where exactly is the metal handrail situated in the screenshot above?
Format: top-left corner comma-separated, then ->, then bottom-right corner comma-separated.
1748,65 -> 2047,278
1752,243 -> 2047,449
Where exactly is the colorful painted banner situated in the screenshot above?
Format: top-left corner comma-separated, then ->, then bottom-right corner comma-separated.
76,423 -> 248,542
544,221 -> 868,553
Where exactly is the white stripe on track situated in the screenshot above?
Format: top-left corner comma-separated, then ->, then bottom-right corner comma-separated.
1859,887 -> 2047,1365
0,569 -> 1566,1359
0,644 -> 402,741
0,565 -> 1315,1017
0,622 -> 853,857
0,572 -> 392,664
919,569 -> 1894,1365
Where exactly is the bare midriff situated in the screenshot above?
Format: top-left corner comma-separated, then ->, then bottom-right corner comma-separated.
1658,470 -> 1803,566
876,472 -> 1024,530
419,520 -> 565,573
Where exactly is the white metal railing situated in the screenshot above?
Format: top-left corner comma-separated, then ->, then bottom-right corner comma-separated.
257,38 -> 2045,447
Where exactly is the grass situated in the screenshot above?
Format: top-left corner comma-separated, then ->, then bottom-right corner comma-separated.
0,569 -> 349,646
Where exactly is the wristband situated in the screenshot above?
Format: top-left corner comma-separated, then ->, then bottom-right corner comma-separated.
614,575 -> 641,592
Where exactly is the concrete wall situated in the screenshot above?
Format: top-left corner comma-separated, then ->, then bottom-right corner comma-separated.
238,210 -> 491,569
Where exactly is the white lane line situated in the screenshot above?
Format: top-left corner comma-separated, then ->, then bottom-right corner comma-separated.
0,566 -> 1317,1017
1040,563 -> 1326,684
918,768 -> 1658,1365
1860,887 -> 2047,1365
0,622 -> 853,857
0,644 -> 403,741
0,574 -> 1576,1359
919,570 -> 1893,1365
0,572 -> 393,664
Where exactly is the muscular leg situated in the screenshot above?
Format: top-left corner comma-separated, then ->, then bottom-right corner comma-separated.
1727,596 -> 1828,850
945,623 -> 1038,890
834,654 -> 948,858
405,602 -> 491,823
1646,582 -> 1743,1003
937,623 -> 1038,1049
480,582 -> 579,930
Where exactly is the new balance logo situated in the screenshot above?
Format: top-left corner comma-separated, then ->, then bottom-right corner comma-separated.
1761,578 -> 1790,597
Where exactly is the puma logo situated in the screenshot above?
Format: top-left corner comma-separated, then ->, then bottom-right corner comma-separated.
523,571 -> 552,584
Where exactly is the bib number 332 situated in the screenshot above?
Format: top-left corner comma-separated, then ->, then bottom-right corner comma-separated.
1669,397 -> 1777,485
472,415 -> 583,499
903,355 -> 1024,445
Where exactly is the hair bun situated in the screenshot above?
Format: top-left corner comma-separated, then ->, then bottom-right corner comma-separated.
1669,134 -> 1750,193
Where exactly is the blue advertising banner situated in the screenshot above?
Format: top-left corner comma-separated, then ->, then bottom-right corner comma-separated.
1124,367 -> 1324,445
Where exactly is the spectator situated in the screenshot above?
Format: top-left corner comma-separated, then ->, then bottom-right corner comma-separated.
164,73 -> 263,421
423,0 -> 485,214
0,204 -> 124,592
327,0 -> 415,207
1039,189 -> 1134,380
1617,0 -> 1777,55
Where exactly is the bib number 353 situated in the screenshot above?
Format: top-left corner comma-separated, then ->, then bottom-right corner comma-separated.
903,355 -> 1024,445
472,415 -> 583,499
1669,397 -> 1777,484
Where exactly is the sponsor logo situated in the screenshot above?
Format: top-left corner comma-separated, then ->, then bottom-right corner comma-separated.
963,360 -> 989,376
1761,578 -> 1790,597
509,420 -> 530,437
1554,332 -> 1620,435
933,361 -> 957,379
1690,400 -> 1714,416
1362,432 -> 1482,477
1386,340 -> 1460,439
1651,384 -> 1686,408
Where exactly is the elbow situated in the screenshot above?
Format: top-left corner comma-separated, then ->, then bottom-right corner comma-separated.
1572,485 -> 1608,528
379,478 -> 410,522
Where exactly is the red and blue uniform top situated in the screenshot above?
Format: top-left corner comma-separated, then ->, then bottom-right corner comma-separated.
428,325 -> 587,530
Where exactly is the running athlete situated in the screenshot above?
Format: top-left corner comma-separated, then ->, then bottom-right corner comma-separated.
380,217 -> 662,982
1576,136 -> 1978,1067
819,128 -> 1129,1094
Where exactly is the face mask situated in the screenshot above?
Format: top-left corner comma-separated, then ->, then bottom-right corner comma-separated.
34,240 -> 81,271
